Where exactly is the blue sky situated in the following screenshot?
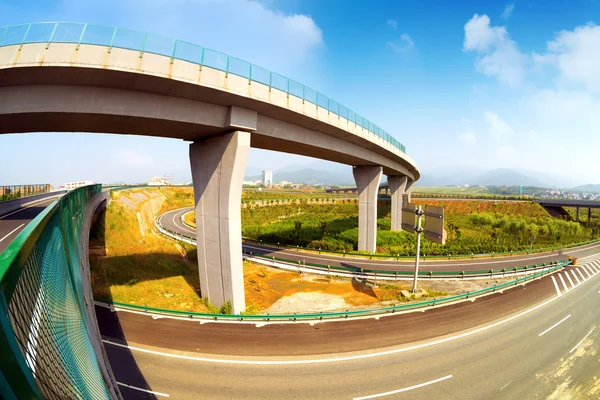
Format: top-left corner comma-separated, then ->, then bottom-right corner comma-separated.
1,0 -> 600,186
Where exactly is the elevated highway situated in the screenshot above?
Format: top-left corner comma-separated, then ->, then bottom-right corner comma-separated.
0,22 -> 419,312
0,195 -> 60,253
536,199 -> 600,222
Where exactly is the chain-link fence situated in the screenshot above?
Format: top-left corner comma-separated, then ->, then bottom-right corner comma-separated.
0,184 -> 114,399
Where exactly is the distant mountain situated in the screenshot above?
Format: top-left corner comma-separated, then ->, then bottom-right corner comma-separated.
246,168 -> 355,186
571,184 -> 600,193
469,168 -> 546,187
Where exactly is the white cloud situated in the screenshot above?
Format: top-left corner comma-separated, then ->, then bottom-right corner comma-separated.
483,111 -> 514,140
463,14 -> 525,86
51,0 -> 324,80
458,130 -> 477,146
501,4 -> 515,19
461,117 -> 472,124
542,24 -> 600,92
388,33 -> 415,52
387,19 -> 398,29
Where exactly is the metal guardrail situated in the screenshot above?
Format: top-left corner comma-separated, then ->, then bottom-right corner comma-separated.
97,260 -> 570,321
0,22 -> 407,155
154,216 -> 569,280
168,207 -> 600,261
240,236 -> 600,261
0,185 -> 113,399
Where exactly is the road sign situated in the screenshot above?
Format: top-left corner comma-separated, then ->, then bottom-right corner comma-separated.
401,203 -> 417,233
424,205 -> 446,245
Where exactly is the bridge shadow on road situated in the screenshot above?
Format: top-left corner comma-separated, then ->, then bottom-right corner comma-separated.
90,209 -> 180,400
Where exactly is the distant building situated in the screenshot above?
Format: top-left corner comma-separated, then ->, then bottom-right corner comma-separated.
58,181 -> 94,190
262,170 -> 273,186
148,175 -> 173,186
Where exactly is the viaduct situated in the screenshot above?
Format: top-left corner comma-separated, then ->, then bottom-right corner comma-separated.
0,23 -> 420,313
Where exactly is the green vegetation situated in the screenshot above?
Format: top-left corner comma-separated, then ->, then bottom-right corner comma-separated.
242,189 -> 350,202
241,200 -> 599,256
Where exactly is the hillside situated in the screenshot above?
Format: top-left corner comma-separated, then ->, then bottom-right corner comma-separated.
572,184 -> 600,193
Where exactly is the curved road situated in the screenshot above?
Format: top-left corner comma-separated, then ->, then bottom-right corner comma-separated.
159,207 -> 600,273
98,256 -> 600,399
0,197 -> 57,253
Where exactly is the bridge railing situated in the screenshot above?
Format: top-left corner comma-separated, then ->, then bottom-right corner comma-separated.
0,22 -> 407,155
97,260 -> 570,322
0,185 -> 113,399
1,184 -> 52,202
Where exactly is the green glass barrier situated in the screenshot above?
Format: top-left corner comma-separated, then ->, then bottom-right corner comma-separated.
0,185 -> 110,399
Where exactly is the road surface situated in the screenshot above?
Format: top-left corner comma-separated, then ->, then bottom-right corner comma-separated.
100,255 -> 600,399
0,197 -> 56,253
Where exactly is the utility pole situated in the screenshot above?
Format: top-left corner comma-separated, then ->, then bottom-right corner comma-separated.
412,205 -> 424,293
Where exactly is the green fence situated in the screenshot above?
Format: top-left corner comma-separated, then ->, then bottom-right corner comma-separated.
0,22 -> 407,155
0,185 -> 111,399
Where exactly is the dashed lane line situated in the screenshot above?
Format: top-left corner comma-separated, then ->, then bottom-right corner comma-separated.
538,314 -> 571,337
352,375 -> 453,400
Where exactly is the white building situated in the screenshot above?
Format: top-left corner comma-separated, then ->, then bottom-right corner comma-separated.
58,181 -> 94,190
148,176 -> 173,186
262,170 -> 273,186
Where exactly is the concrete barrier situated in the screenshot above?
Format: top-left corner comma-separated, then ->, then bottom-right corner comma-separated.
0,191 -> 66,217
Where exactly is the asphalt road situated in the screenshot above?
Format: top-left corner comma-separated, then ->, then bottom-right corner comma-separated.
100,255 -> 600,399
159,207 -> 600,273
0,197 -> 56,254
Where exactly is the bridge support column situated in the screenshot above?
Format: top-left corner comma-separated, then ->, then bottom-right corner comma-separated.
576,207 -> 579,221
388,175 -> 408,231
589,208 -> 592,222
190,130 -> 250,314
353,166 -> 382,253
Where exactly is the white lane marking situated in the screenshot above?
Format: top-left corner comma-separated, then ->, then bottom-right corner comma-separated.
0,197 -> 56,220
583,265 -> 594,277
171,210 -> 195,235
571,270 -> 581,285
580,266 -> 592,279
0,223 -> 25,243
101,289 -> 569,366
558,274 -> 569,293
499,380 -> 513,391
539,314 -> 571,337
591,264 -> 600,274
352,375 -> 453,400
551,276 -> 561,296
576,268 -> 587,282
116,382 -> 170,397
569,326 -> 596,354
565,271 -> 576,289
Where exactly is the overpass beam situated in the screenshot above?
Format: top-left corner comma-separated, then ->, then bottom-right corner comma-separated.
190,130 -> 250,314
388,175 -> 408,231
353,166 -> 382,253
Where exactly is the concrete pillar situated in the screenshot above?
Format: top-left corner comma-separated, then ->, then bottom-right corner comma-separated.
576,207 -> 579,221
353,166 -> 382,253
589,208 -> 592,222
388,175 -> 408,231
190,130 -> 250,314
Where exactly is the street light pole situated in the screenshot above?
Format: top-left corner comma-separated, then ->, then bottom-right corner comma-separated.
411,205 -> 424,293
